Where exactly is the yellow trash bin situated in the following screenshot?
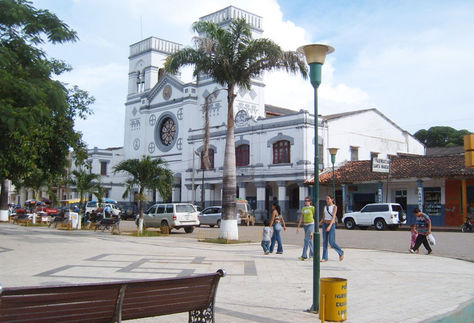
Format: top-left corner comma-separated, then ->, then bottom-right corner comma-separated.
319,277 -> 347,322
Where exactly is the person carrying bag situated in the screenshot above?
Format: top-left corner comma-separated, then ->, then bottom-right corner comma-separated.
410,208 -> 433,255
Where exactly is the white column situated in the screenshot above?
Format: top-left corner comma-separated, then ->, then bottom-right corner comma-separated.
238,182 -> 246,200
185,184 -> 192,203
299,182 -> 309,210
204,183 -> 212,208
277,181 -> 288,218
255,182 -> 266,222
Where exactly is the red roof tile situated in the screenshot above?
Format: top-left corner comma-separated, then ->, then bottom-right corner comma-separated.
307,154 -> 474,184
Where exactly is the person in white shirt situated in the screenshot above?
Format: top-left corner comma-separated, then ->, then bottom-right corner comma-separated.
319,195 -> 344,262
261,219 -> 272,255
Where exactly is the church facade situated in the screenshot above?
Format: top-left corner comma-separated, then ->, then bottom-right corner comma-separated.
83,6 -> 424,222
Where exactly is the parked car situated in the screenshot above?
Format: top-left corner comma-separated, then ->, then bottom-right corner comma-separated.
342,203 -> 407,231
117,202 -> 138,220
85,201 -> 121,217
199,206 -> 242,227
141,203 -> 200,233
236,199 -> 256,226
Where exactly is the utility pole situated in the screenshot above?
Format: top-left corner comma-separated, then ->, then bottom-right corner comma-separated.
192,148 -> 196,204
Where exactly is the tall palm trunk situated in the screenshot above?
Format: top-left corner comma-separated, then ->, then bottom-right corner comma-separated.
0,179 -> 9,221
137,187 -> 145,234
219,85 -> 238,240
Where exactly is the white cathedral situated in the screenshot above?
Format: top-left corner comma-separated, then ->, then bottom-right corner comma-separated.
64,6 -> 424,221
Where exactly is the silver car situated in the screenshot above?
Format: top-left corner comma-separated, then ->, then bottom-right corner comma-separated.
143,203 -> 200,233
199,206 -> 242,227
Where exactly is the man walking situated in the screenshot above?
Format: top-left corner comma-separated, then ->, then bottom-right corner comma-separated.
410,208 -> 432,255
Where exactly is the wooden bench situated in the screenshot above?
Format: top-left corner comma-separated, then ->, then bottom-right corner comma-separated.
0,269 -> 226,322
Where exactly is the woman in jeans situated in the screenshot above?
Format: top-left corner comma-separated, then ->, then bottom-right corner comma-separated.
320,195 -> 344,262
269,202 -> 286,254
296,197 -> 315,260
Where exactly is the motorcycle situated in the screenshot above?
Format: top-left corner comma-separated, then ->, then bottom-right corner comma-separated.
461,216 -> 472,232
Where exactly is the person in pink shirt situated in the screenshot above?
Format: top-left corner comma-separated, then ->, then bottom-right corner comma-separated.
409,224 -> 419,254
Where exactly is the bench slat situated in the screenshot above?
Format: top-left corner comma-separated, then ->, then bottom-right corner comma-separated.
1,310 -> 116,323
122,300 -> 211,320
123,291 -> 211,310
124,282 -> 213,298
1,288 -> 119,306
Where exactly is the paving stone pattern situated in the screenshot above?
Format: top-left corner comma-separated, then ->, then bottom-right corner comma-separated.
0,224 -> 473,322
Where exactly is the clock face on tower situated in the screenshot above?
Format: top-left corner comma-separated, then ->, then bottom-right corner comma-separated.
163,84 -> 172,100
160,117 -> 176,146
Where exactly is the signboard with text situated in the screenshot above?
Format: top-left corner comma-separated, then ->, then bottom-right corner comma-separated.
372,158 -> 390,173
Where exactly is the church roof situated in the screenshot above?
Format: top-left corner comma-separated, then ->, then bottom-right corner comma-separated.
322,108 -> 375,121
264,104 -> 298,117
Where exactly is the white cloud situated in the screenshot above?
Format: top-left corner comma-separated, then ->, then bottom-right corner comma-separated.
31,0 -> 474,149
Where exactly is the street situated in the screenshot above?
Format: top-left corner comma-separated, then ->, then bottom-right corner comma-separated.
121,221 -> 474,262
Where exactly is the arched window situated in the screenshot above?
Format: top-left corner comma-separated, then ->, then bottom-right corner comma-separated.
136,70 -> 145,93
236,144 -> 249,166
201,149 -> 215,169
273,140 -> 290,164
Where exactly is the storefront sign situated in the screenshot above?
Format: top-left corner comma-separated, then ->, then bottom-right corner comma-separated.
372,158 -> 390,173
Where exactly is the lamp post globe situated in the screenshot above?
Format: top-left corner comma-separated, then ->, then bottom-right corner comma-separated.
328,148 -> 339,198
298,43 -> 334,313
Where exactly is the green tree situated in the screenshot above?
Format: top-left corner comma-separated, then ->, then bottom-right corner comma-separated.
15,168 -> 49,203
414,126 -> 472,147
113,156 -> 173,234
0,0 -> 94,220
71,168 -> 101,214
165,18 -> 307,239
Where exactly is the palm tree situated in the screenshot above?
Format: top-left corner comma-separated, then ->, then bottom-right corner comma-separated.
165,18 -> 307,239
71,168 -> 101,214
113,156 -> 173,234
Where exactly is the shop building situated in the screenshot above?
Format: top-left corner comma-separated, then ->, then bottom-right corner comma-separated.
313,152 -> 474,226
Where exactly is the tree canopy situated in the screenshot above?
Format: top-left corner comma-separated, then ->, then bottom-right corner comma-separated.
0,0 -> 94,209
414,126 -> 471,147
165,18 -> 307,239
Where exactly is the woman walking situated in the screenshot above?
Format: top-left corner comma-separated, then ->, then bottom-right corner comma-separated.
296,197 -> 315,260
320,195 -> 344,262
269,202 -> 286,254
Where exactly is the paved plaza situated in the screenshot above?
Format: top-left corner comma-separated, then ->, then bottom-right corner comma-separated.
0,223 -> 473,322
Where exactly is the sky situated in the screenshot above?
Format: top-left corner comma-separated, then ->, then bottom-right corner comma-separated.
32,0 -> 474,149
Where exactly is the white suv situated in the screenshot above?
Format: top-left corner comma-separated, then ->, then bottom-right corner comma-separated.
143,203 -> 200,233
85,201 -> 121,217
342,203 -> 407,231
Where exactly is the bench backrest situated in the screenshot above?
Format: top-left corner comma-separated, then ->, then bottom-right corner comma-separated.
0,269 -> 225,323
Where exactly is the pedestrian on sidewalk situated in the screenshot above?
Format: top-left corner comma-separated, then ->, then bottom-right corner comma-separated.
409,224 -> 419,253
320,195 -> 344,262
296,197 -> 315,260
410,208 -> 432,255
261,219 -> 272,255
269,202 -> 286,254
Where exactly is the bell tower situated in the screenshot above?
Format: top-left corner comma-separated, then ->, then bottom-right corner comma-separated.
127,37 -> 182,96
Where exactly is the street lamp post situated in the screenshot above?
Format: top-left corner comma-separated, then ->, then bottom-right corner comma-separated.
298,43 -> 334,313
328,147 -> 339,198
